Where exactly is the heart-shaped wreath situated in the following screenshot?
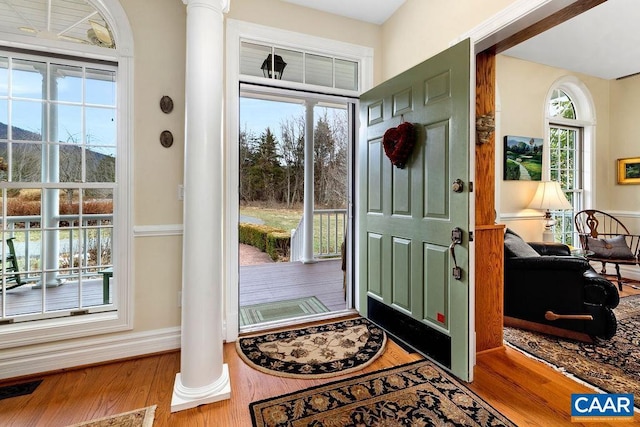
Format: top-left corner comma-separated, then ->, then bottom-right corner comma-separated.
382,122 -> 417,169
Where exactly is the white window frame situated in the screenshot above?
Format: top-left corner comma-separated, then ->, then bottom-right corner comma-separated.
0,0 -> 133,349
544,76 -> 596,243
225,20 -> 373,342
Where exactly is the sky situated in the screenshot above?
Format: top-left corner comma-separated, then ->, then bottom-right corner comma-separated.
239,96 -> 348,138
240,97 -> 305,137
0,61 -> 116,156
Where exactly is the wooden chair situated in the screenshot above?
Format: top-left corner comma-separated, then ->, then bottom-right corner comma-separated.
1,237 -> 24,291
574,209 -> 640,290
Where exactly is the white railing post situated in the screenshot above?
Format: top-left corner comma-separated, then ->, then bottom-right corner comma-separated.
302,101 -> 316,264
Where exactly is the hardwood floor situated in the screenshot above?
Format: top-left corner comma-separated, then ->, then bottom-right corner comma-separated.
1,325 -> 638,426
2,282 -> 638,426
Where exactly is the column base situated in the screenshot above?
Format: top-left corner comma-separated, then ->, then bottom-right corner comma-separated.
33,278 -> 65,289
170,364 -> 231,412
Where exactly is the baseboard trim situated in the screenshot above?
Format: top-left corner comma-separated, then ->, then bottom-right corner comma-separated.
0,327 -> 181,380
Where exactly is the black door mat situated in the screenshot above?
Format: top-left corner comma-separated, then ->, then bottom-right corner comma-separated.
0,379 -> 42,400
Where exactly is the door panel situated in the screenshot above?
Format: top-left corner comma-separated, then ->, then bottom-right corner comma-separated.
359,39 -> 471,380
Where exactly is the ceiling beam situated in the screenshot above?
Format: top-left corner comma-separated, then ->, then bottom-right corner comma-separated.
493,0 -> 607,54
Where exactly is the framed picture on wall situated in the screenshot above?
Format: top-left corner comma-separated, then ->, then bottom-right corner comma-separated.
503,135 -> 543,181
617,157 -> 640,185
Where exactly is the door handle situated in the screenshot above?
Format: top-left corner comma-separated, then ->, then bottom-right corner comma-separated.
450,227 -> 463,280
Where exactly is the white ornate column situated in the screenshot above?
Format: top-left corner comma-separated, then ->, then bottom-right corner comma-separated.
171,0 -> 231,412
302,101 -> 316,263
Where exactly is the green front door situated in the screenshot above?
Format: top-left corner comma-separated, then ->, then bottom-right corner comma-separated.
359,39 -> 471,380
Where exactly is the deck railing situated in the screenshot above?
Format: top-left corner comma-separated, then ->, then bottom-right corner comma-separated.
2,213 -> 113,280
290,209 -> 346,262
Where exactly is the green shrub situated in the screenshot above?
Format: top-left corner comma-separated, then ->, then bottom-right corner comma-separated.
239,223 -> 290,261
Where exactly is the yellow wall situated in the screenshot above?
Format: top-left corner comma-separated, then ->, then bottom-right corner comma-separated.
610,75 -> 640,234
123,0 -> 187,331
380,0 -> 515,79
496,55 -> 613,239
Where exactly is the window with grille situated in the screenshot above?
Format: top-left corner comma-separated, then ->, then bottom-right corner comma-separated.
240,41 -> 359,92
0,51 -> 116,322
548,89 -> 582,245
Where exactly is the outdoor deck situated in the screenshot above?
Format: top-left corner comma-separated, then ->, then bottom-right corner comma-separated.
239,258 -> 346,312
1,258 -> 347,322
0,277 -> 111,318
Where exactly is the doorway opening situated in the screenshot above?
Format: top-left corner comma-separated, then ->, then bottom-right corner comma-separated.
238,84 -> 356,331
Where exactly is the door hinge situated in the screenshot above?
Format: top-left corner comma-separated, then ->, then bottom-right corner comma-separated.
71,309 -> 90,316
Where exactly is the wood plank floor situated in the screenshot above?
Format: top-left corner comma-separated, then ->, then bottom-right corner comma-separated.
1,318 -> 638,426
1,277 -> 111,317
2,277 -> 638,425
240,259 -> 346,312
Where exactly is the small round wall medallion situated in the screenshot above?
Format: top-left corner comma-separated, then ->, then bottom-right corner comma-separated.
160,95 -> 174,114
160,130 -> 174,148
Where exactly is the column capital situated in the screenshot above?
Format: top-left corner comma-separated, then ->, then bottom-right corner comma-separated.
182,0 -> 229,14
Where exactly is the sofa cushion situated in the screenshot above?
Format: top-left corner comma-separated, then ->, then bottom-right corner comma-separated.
504,228 -> 540,258
586,235 -> 635,260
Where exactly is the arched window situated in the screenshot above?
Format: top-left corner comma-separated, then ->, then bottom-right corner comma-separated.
546,79 -> 595,244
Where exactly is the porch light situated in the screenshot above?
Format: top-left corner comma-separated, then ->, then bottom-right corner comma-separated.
261,54 -> 287,79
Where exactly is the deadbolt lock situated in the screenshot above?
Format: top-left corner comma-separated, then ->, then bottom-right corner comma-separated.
452,179 -> 464,193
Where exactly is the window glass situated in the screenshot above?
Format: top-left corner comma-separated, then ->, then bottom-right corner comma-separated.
86,68 -> 116,106
11,100 -> 43,140
0,100 -> 7,139
12,59 -> 46,99
86,148 -> 116,183
240,42 -> 272,78
275,48 -> 303,83
334,59 -> 358,91
549,89 -> 576,119
10,142 -> 41,182
52,64 -> 82,103
54,104 -> 83,144
305,54 -> 332,87
58,143 -> 82,182
0,56 -> 8,97
86,107 -> 116,146
240,42 -> 359,92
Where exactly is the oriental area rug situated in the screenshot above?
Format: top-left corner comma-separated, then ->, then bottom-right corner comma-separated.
504,294 -> 640,408
240,296 -> 330,327
236,317 -> 386,378
66,405 -> 156,427
249,360 -> 516,427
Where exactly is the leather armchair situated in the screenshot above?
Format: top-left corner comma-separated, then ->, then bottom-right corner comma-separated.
504,230 -> 619,341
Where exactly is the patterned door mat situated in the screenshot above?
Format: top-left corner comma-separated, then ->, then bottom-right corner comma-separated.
237,317 -> 386,378
249,360 -> 516,426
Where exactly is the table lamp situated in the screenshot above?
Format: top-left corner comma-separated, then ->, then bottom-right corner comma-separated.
527,181 -> 572,242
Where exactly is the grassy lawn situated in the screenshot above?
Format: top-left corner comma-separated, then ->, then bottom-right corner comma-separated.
239,205 -> 346,255
239,206 -> 302,231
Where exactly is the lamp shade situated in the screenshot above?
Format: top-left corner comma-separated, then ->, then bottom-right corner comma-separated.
527,181 -> 573,211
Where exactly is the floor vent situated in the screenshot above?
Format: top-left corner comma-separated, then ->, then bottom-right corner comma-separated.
0,380 -> 43,401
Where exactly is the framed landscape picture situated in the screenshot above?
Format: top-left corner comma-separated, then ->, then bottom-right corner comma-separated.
617,157 -> 640,185
503,135 -> 543,181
